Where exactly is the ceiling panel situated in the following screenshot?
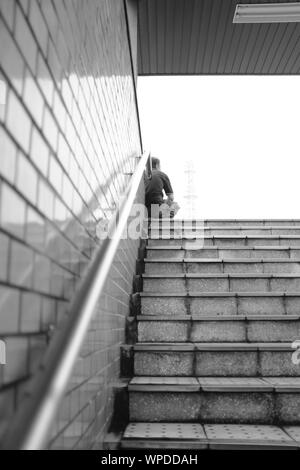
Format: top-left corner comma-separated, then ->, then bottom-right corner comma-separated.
137,0 -> 300,74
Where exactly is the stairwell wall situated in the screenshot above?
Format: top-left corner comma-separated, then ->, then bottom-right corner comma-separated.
0,0 -> 142,447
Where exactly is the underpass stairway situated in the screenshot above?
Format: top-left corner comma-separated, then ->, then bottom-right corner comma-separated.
122,220 -> 300,449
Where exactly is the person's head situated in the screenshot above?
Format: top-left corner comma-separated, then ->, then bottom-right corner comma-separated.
151,157 -> 161,170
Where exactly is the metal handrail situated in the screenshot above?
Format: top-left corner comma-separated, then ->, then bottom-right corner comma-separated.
146,152 -> 153,179
3,151 -> 151,450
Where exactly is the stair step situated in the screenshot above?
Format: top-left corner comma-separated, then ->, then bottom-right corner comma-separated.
128,377 -> 300,424
144,259 -> 300,274
151,218 -> 300,227
137,315 -> 300,342
134,342 -> 293,351
150,219 -> 300,227
125,220 -> 300,449
140,293 -> 300,316
148,236 -> 300,247
132,343 -> 299,377
122,422 -> 208,449
149,227 -> 300,237
284,426 -> 300,442
122,423 -> 299,449
129,376 -> 300,392
146,246 -> 300,260
143,274 -> 300,293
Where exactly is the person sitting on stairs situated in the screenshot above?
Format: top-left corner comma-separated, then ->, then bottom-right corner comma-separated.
145,157 -> 176,219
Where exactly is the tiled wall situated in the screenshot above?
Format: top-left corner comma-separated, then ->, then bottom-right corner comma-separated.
49,180 -> 145,450
0,0 -> 142,447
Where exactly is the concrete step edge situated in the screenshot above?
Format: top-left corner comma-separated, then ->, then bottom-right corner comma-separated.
148,236 -> 300,240
140,292 -> 300,297
145,258 -> 300,263
147,246 -> 300,250
121,439 -> 209,449
121,423 -> 300,449
121,438 -> 298,450
128,377 -> 300,393
149,226 -> 300,230
142,273 -> 300,278
132,342 -> 293,351
136,314 -> 300,321
149,219 -> 300,223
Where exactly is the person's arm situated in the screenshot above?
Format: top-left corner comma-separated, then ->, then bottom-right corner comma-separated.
166,193 -> 174,206
162,173 -> 174,206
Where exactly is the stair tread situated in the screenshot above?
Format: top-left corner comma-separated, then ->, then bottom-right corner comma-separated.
129,376 -> 300,392
149,227 -> 300,231
147,246 -> 300,250
123,422 -> 206,440
131,377 -> 199,385
150,222 -> 300,226
264,377 -> 300,390
137,314 -> 300,321
133,342 -> 293,351
205,423 -> 299,443
145,258 -> 300,262
148,235 -> 300,239
143,273 -> 300,278
129,376 -> 200,391
284,426 -> 300,442
150,226 -> 300,229
122,423 -> 299,449
150,229 -> 300,234
140,291 -> 300,297
150,219 -> 300,222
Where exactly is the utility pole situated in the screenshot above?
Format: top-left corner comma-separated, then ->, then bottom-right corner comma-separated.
183,160 -> 198,219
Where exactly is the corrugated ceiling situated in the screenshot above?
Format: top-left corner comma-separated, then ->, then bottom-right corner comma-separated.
137,0 -> 300,74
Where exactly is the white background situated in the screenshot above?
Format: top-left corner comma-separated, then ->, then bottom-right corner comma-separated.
138,76 -> 300,219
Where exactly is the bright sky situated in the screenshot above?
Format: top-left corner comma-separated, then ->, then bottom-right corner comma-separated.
137,76 -> 300,219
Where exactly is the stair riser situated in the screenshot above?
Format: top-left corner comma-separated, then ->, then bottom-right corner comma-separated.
146,249 -> 300,260
149,229 -> 300,237
141,297 -> 300,316
145,262 -> 300,274
148,238 -> 300,247
134,351 -> 299,377
143,278 -> 300,293
129,392 -> 300,425
138,320 -> 300,343
138,321 -> 190,342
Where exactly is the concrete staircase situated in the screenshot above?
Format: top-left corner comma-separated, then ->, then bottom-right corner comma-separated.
121,220 -> 300,449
